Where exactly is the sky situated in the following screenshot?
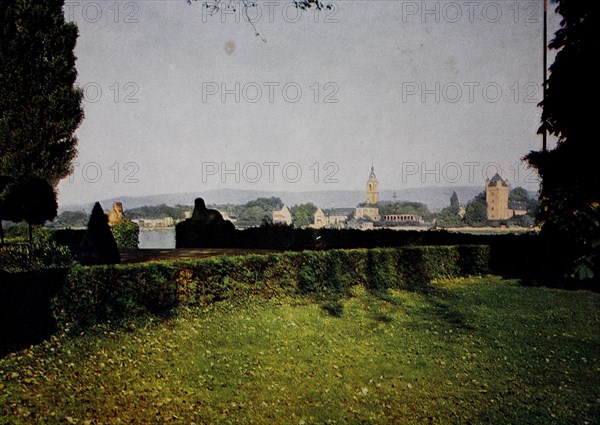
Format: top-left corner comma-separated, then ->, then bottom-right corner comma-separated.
56,0 -> 561,207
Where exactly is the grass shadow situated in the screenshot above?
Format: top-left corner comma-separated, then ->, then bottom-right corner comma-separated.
1,308 -> 180,359
320,301 -> 344,317
371,312 -> 393,323
515,275 -> 600,292
408,284 -> 476,331
362,287 -> 401,324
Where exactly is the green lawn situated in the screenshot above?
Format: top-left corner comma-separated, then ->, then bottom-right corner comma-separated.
1,276 -> 599,424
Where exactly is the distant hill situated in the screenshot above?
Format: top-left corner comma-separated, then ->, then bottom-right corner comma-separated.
60,186 -> 489,213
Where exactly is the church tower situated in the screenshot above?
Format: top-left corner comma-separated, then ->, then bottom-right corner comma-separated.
366,165 -> 379,205
355,164 -> 381,222
486,173 -> 510,220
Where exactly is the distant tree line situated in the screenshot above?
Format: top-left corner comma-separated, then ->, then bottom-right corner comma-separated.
124,204 -> 190,221
210,199 -> 317,228
48,204 -> 193,228
378,201 -> 430,218
47,210 -> 89,229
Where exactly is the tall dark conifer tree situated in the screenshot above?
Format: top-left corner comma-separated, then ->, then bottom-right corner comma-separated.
450,192 -> 460,215
0,0 -> 84,184
0,0 -> 83,235
79,202 -> 120,266
525,1 -> 599,279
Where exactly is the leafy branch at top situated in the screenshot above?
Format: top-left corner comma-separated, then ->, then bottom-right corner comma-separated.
186,0 -> 333,42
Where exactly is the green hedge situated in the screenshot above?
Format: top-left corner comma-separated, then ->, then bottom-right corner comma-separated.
110,221 -> 139,249
51,245 -> 490,330
0,241 -> 74,272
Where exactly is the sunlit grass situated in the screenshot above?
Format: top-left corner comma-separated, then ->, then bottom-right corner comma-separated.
1,276 -> 598,424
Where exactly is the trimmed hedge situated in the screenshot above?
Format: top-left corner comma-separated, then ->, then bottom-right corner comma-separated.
51,245 -> 490,330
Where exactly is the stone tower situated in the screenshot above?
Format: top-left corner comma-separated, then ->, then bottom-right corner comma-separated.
366,165 -> 379,205
486,173 -> 510,220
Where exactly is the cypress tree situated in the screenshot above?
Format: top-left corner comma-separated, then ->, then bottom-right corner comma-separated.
79,203 -> 120,265
0,0 -> 84,184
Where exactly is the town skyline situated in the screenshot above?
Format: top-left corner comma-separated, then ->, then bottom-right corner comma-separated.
55,1 -> 558,208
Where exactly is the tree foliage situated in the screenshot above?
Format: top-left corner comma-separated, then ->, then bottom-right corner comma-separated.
463,192 -> 489,227
187,0 -> 332,41
0,0 -> 83,185
2,177 -> 57,243
524,1 -> 598,279
378,201 -> 429,217
0,175 -> 12,243
3,178 -> 57,225
435,208 -> 463,228
433,191 -> 463,227
291,203 -> 318,228
508,187 -> 531,204
1,0 -> 83,244
49,210 -> 90,228
237,197 -> 283,227
125,204 -> 189,220
450,191 -> 460,215
111,220 -> 139,249
509,187 -> 538,217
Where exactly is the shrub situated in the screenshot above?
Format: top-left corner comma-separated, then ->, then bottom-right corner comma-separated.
111,220 -> 139,249
2,222 -> 30,243
0,240 -> 74,272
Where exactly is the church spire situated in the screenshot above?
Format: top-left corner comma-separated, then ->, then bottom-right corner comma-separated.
369,159 -> 377,178
366,163 -> 379,205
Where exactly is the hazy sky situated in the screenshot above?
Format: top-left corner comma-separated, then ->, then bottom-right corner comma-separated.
57,0 -> 560,207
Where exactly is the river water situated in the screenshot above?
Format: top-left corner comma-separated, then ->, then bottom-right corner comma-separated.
138,228 -> 176,249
